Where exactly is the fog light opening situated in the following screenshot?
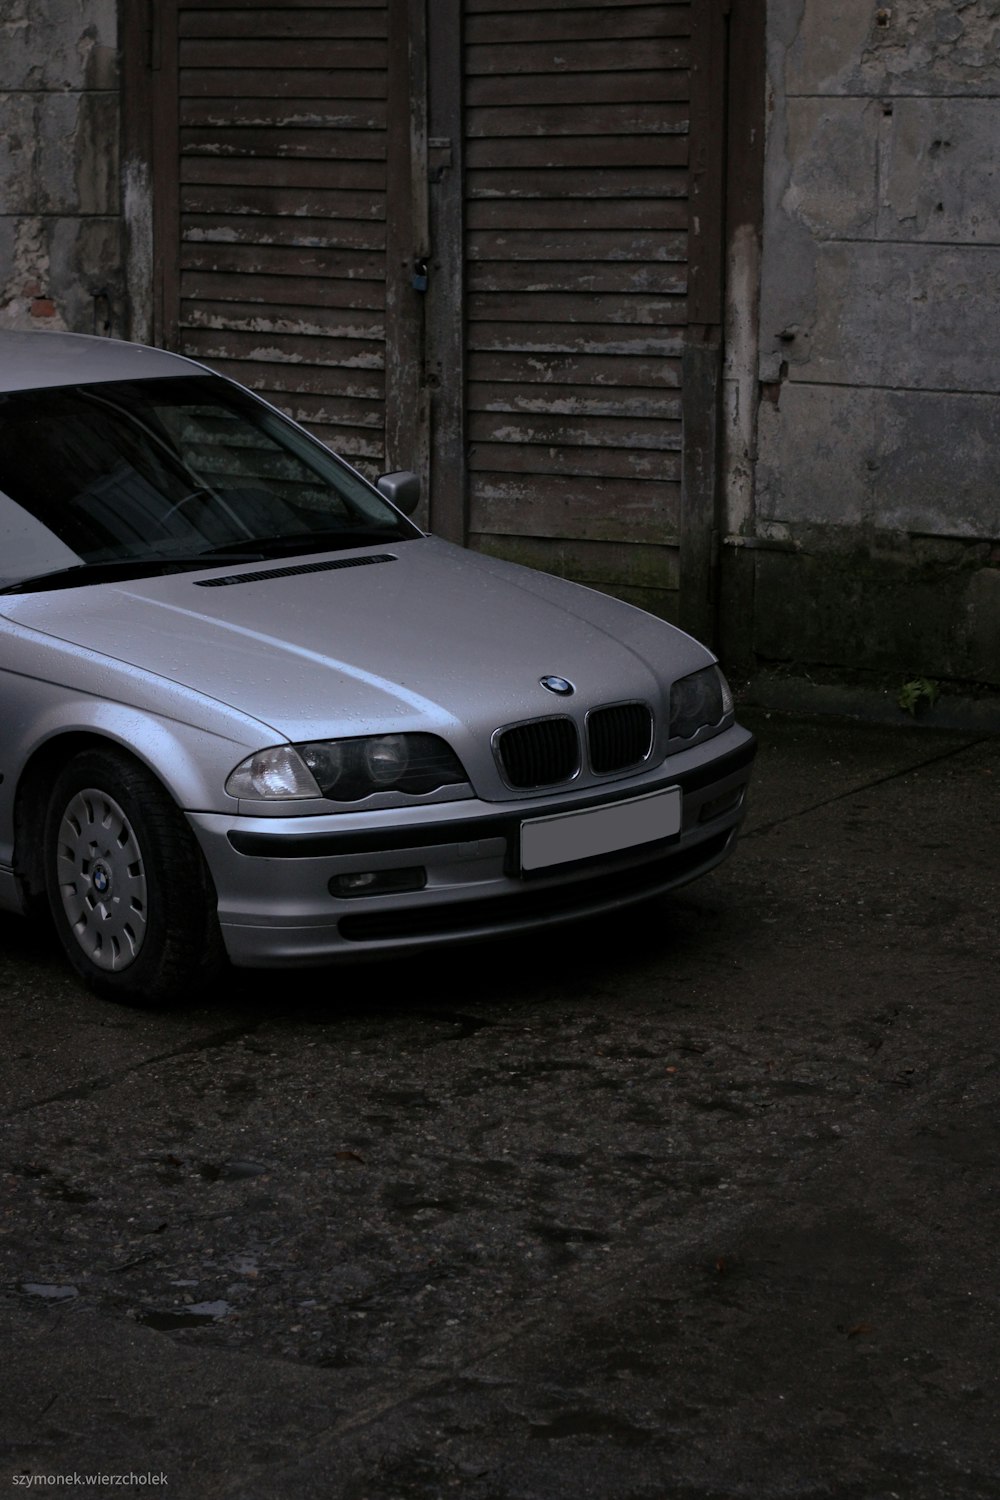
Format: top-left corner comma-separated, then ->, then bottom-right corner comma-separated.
698,788 -> 744,824
330,867 -> 426,899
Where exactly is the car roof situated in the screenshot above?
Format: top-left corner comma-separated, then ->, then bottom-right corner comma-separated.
0,330 -> 201,393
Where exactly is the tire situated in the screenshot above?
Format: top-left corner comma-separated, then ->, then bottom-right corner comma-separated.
44,748 -> 225,1005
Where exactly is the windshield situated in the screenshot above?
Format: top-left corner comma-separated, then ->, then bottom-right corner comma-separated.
0,374 -> 419,591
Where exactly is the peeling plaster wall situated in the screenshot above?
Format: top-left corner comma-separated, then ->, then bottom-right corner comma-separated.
0,0 -> 121,335
756,0 -> 1000,686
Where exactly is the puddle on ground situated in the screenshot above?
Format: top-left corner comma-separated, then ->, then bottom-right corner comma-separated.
528,1221 -> 611,1246
135,1299 -> 233,1330
20,1282 -> 79,1301
12,1164 -> 96,1204
198,1161 -> 268,1182
530,1410 -> 653,1445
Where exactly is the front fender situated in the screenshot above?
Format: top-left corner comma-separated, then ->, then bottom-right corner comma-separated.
20,694 -> 254,812
0,626 -> 282,881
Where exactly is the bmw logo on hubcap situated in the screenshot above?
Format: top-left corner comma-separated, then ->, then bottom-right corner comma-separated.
540,675 -> 574,696
92,862 -> 112,896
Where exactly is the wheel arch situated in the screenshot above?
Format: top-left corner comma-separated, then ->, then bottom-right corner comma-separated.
29,735 -> 227,1003
13,728 -> 220,910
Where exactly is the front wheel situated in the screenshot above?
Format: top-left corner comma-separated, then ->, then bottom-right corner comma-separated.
44,749 -> 224,1005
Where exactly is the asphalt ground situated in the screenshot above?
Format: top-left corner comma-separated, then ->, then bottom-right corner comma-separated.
1,709 -> 998,1499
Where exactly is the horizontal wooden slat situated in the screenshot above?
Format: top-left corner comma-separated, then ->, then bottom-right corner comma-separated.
466,5 -> 688,45
180,157 -> 383,187
468,229 -> 687,262
195,360 -> 383,400
466,134 -> 687,169
188,400 -> 385,447
274,392 -> 385,430
467,103 -> 688,138
181,269 -> 386,311
467,261 -> 686,295
298,425 -> 384,460
467,351 -> 682,389
467,198 -> 685,232
466,39 -> 687,75
181,0 -> 385,10
181,301 -> 384,341
467,292 -> 685,326
469,413 -> 682,451
468,443 -> 678,480
182,215 -> 386,251
180,69 -> 385,98
179,160 -> 383,192
179,120 -> 383,153
468,167 -> 686,200
467,70 -> 688,108
468,323 -> 685,357
180,328 -> 385,369
181,99 -> 386,129
179,38 -> 386,68
180,243 -> 385,280
469,383 -> 682,420
469,473 -> 680,543
465,0 -> 683,10
181,185 -> 384,221
182,8 -> 388,38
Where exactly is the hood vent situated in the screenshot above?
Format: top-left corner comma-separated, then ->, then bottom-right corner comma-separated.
194,552 -> 397,588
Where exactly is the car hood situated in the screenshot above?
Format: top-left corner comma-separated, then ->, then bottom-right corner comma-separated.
1,537 -> 711,745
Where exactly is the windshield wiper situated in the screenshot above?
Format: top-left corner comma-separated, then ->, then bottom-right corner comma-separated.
0,552 -> 266,595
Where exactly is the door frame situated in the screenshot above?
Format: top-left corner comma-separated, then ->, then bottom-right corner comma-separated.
680,0 -> 765,656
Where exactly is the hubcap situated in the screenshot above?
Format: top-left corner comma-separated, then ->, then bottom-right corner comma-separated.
55,789 -> 148,971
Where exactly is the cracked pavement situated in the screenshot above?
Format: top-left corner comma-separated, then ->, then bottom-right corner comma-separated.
1,709 -> 998,1498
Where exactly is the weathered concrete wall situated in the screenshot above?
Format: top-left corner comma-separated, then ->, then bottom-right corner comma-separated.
755,0 -> 1000,686
0,0 -> 121,335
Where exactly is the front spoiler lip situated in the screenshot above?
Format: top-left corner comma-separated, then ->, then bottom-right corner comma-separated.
217,825 -> 741,967
225,736 -> 757,861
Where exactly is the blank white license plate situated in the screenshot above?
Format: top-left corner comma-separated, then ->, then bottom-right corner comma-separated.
520,786 -> 682,873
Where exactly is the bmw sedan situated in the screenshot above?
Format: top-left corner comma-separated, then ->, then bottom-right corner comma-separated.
0,332 -> 755,1004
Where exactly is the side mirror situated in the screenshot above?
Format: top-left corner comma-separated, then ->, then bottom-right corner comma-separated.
376,470 -> 421,516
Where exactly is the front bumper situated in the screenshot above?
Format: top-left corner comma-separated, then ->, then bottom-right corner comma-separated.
187,725 -> 756,966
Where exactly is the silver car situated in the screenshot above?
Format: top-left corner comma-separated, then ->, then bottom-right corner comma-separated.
0,332 -> 755,1004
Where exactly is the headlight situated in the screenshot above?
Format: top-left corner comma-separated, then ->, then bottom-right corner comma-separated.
669,665 -> 733,740
225,745 -> 320,800
364,732 -> 410,785
228,733 -> 467,802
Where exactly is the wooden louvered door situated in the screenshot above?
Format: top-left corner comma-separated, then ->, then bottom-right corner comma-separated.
140,0 -> 726,629
462,0 -> 693,620
148,0 -> 425,489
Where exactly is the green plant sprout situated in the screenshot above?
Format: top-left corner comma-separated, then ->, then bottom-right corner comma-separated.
898,678 -> 940,715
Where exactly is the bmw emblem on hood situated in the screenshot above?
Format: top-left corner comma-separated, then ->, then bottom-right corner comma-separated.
540,675 -> 574,696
